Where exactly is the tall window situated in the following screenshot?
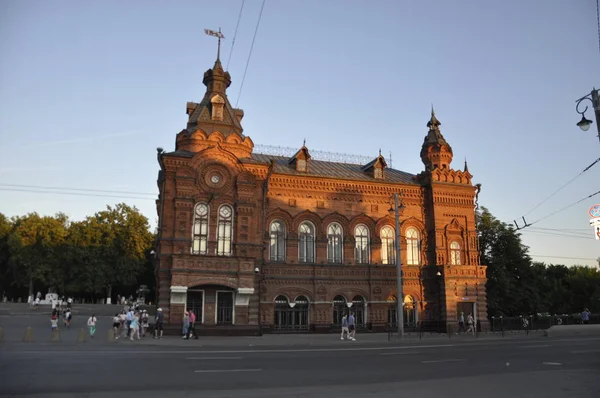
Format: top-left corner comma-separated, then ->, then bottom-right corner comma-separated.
192,203 -> 209,255
381,226 -> 395,264
217,205 -> 233,256
406,227 -> 420,265
269,220 -> 286,262
327,222 -> 343,263
450,241 -> 461,265
354,224 -> 369,264
299,222 -> 315,263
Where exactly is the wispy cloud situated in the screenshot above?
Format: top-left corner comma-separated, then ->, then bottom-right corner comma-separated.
22,129 -> 145,148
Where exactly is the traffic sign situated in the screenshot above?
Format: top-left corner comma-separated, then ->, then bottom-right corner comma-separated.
595,226 -> 600,240
590,218 -> 600,227
589,204 -> 600,218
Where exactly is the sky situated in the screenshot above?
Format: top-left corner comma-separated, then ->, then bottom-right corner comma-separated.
1,0 -> 599,268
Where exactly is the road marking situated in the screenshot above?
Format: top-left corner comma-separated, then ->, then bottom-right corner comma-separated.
542,362 -> 562,366
421,359 -> 466,363
381,351 -> 422,356
570,349 -> 600,354
187,357 -> 243,360
194,368 -> 262,373
520,344 -> 551,348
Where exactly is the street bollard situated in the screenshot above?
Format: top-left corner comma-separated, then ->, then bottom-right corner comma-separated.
0,326 -> 4,342
107,329 -> 115,343
23,326 -> 34,342
52,328 -> 61,342
77,328 -> 87,343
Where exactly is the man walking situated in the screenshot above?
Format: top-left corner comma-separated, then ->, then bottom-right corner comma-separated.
154,308 -> 164,339
348,312 -> 357,341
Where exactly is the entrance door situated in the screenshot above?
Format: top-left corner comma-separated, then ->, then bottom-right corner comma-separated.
216,291 -> 234,325
457,302 -> 475,322
186,290 -> 204,324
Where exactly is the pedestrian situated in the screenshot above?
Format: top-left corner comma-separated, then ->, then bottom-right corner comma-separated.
187,310 -> 198,339
87,314 -> 97,338
64,308 -> 72,329
182,311 -> 190,339
51,313 -> 59,333
130,313 -> 140,340
348,312 -> 357,341
582,308 -> 590,325
465,313 -> 475,335
141,310 -> 149,337
113,313 -> 121,340
126,307 -> 133,337
340,314 -> 349,340
154,308 -> 164,339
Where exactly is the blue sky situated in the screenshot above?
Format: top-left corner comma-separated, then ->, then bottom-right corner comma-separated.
1,0 -> 599,267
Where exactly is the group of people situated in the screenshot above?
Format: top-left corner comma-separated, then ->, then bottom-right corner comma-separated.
50,305 -> 72,333
112,306 -> 150,340
181,310 -> 198,339
340,312 -> 357,341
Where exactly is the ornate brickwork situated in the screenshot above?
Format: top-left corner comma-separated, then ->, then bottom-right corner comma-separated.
155,57 -> 489,334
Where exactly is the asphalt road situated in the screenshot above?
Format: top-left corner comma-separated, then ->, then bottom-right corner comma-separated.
1,336 -> 599,398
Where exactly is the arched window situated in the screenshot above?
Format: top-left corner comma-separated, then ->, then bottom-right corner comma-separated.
269,220 -> 286,262
217,205 -> 233,256
352,295 -> 366,327
354,224 -> 370,264
450,241 -> 461,265
298,222 -> 315,263
406,227 -> 420,265
333,295 -> 347,327
381,226 -> 395,265
327,223 -> 343,264
192,203 -> 209,255
404,295 -> 417,327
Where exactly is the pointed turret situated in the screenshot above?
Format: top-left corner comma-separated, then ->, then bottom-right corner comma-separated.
464,158 -> 469,172
420,107 -> 453,170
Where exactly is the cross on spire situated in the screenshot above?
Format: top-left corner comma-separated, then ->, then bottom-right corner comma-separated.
204,28 -> 225,61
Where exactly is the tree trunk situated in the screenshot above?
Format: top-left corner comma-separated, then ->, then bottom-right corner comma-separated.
28,277 -> 33,300
107,284 -> 112,304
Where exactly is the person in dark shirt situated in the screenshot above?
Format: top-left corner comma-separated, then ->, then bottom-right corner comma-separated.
154,308 -> 164,339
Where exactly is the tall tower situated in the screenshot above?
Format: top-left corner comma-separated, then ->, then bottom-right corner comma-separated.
420,107 -> 453,170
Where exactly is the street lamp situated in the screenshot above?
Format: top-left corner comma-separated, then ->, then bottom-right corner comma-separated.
388,192 -> 405,338
575,88 -> 600,144
254,266 -> 263,336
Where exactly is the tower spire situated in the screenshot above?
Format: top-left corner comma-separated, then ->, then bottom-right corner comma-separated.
204,28 -> 225,62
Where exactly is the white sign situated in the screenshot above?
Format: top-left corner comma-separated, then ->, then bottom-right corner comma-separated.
595,226 -> 600,240
590,218 -> 600,227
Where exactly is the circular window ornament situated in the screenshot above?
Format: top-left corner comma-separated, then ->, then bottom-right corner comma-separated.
211,175 -> 221,184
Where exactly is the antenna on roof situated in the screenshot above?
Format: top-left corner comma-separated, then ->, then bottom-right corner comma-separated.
389,151 -> 393,169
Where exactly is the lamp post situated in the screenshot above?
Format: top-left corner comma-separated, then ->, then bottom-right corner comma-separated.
575,88 -> 600,145
388,193 -> 405,339
254,266 -> 263,336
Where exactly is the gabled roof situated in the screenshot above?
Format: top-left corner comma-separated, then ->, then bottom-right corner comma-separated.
246,153 -> 417,185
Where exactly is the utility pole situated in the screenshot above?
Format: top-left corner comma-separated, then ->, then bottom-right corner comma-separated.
392,193 -> 405,338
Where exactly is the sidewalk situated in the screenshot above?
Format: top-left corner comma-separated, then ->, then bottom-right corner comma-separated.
112,330 -> 547,348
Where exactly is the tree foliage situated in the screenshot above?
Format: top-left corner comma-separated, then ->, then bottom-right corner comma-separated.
0,204 -> 154,302
477,207 -> 600,316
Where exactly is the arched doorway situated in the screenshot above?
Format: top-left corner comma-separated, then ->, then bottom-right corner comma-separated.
333,295 -> 347,327
351,295 -> 366,328
273,295 -> 310,331
387,295 -> 397,328
293,295 -> 310,331
186,289 -> 204,325
404,295 -> 417,328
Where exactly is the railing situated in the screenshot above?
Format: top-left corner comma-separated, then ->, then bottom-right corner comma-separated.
490,314 -> 600,332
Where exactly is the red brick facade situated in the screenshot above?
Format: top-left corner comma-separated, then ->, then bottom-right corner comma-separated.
155,56 -> 488,334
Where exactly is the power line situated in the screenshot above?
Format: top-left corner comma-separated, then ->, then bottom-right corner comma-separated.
226,0 -> 246,71
530,189 -> 600,226
529,254 -> 599,261
528,227 -> 591,232
0,188 -> 155,201
522,157 -> 600,218
235,0 -> 266,108
0,183 -> 155,196
521,230 -> 594,240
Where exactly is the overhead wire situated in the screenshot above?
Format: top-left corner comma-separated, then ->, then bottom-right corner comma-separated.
529,254 -> 599,261
226,0 -> 246,71
235,0 -> 266,108
0,183 -> 155,196
522,157 -> 600,218
530,189 -> 600,226
0,188 -> 155,201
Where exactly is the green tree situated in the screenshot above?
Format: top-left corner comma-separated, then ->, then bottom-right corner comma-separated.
477,207 -> 536,317
0,213 -> 14,297
7,212 -> 69,298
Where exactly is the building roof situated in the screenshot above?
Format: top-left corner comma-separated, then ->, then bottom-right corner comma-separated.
246,153 -> 417,185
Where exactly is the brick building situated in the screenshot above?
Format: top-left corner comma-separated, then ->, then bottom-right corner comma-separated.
155,55 -> 488,335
